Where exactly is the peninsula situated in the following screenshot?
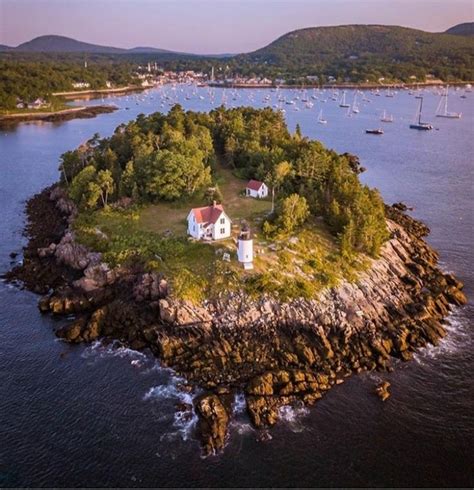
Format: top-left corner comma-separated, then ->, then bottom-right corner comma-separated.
7,106 -> 467,455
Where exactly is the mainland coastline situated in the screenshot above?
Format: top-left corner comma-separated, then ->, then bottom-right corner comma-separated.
0,104 -> 118,127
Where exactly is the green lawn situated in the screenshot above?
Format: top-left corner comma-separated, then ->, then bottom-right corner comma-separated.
73,161 -> 366,302
138,162 -> 271,238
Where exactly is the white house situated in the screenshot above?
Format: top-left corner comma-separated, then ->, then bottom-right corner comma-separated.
187,202 -> 232,241
245,180 -> 268,199
72,81 -> 91,89
27,98 -> 49,110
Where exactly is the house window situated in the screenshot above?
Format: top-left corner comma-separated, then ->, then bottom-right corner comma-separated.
220,228 -> 225,234
220,218 -> 225,225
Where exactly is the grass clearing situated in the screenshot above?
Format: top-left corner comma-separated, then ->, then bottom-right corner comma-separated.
73,161 -> 367,302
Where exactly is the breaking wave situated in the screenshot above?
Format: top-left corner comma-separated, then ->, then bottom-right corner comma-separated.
144,376 -> 201,443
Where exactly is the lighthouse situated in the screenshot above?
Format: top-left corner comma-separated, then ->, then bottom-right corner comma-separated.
237,222 -> 253,270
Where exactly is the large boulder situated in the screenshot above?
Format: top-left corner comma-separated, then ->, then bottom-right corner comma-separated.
158,298 -> 212,327
52,232 -> 101,270
194,394 -> 229,455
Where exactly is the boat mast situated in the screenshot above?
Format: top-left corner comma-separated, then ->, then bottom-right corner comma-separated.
444,85 -> 449,115
419,97 -> 423,124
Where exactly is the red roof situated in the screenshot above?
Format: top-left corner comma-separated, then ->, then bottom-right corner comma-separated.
190,203 -> 225,225
246,179 -> 265,191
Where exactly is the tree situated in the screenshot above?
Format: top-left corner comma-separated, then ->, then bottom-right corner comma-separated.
141,149 -> 211,201
69,165 -> 97,208
96,170 -> 115,207
277,194 -> 310,234
119,161 -> 136,197
59,150 -> 82,185
267,160 -> 292,214
295,123 -> 303,139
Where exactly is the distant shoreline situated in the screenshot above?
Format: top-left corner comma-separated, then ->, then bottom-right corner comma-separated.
52,85 -> 148,99
208,81 -> 473,90
0,104 -> 118,126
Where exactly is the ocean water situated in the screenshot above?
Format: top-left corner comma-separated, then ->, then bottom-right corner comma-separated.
0,85 -> 473,487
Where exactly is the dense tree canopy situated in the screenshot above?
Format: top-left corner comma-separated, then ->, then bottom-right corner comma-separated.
61,105 -> 389,256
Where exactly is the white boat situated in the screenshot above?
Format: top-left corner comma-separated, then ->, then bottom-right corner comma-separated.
436,85 -> 462,119
380,110 -> 394,123
339,91 -> 350,108
318,109 -> 327,124
352,93 -> 360,113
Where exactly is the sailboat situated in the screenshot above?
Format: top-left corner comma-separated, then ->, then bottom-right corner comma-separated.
318,109 -> 327,124
380,110 -> 394,123
352,93 -> 360,113
409,97 -> 433,130
339,91 -> 350,108
436,86 -> 462,119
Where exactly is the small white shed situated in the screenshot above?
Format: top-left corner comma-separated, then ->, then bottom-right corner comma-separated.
246,180 -> 268,199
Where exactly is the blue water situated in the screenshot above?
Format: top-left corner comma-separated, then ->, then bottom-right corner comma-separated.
1,85 -> 473,487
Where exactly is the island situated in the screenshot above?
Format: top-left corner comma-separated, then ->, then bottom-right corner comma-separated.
7,105 -> 467,455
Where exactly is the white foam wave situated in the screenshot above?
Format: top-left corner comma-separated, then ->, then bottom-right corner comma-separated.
278,403 -> 310,433
230,420 -> 255,436
415,308 -> 471,362
81,340 -> 147,362
144,377 -> 201,443
232,392 -> 246,414
143,382 -> 194,406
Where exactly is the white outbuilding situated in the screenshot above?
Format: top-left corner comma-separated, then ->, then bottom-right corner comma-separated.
187,202 -> 232,241
245,180 -> 268,199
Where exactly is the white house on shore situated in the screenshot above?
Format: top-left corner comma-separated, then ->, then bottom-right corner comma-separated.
245,180 -> 269,199
72,81 -> 91,89
187,202 -> 232,241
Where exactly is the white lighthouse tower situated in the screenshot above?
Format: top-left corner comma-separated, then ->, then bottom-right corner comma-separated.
237,222 -> 253,270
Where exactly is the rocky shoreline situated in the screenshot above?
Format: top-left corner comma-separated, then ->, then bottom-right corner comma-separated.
5,185 -> 467,456
0,105 -> 118,127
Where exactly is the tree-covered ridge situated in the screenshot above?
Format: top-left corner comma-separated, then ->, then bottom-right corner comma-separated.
62,105 -> 388,257
0,58 -> 137,109
445,22 -> 474,37
241,25 -> 474,82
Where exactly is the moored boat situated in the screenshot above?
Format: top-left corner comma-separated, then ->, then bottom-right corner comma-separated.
366,129 -> 384,134
410,97 -> 433,130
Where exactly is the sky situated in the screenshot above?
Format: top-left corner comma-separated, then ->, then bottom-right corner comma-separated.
0,0 -> 472,54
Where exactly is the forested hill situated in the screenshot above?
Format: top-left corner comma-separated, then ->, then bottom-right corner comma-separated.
240,25 -> 474,81
445,22 -> 474,37
1,35 -> 175,54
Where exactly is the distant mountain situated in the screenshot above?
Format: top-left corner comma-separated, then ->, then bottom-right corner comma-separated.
0,44 -> 12,51
445,22 -> 474,37
14,35 -> 126,53
239,24 -> 474,80
127,46 -> 174,54
7,35 -> 178,54
246,24 -> 473,63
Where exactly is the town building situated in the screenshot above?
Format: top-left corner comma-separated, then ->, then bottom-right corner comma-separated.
26,98 -> 49,110
187,202 -> 232,241
72,81 -> 91,89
